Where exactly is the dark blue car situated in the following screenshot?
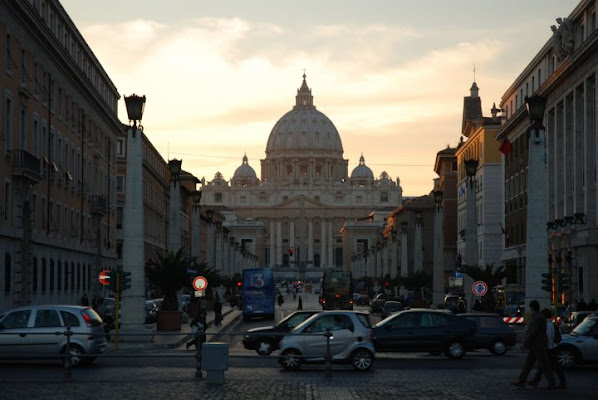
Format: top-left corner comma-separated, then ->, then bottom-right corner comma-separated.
461,313 -> 517,355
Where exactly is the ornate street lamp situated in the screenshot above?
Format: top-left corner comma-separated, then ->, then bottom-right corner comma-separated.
205,209 -> 215,223
168,159 -> 182,182
192,190 -> 202,210
464,159 -> 478,187
124,94 -> 146,131
433,190 -> 444,210
525,94 -> 547,128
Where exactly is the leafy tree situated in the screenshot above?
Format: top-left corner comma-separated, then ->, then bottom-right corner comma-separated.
400,270 -> 432,301
146,248 -> 191,312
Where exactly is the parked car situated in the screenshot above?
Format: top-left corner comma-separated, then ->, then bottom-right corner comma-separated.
556,314 -> 598,369
145,300 -> 158,324
562,311 -> 598,333
243,310 -> 320,355
371,309 -> 476,359
370,293 -> 391,314
278,310 -> 375,371
355,294 -> 370,306
381,301 -> 405,319
461,313 -> 517,355
0,305 -> 107,366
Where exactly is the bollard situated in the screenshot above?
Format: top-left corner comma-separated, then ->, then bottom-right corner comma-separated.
202,342 -> 229,384
63,325 -> 73,381
324,328 -> 333,378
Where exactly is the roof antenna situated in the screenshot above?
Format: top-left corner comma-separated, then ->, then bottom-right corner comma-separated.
473,64 -> 476,82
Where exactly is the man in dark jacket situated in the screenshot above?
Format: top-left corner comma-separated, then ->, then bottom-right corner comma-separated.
512,300 -> 556,389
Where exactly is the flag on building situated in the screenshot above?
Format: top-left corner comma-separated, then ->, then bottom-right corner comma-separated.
499,138 -> 513,156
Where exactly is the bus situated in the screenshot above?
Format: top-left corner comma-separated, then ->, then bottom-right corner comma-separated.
242,268 -> 275,320
493,284 -> 526,316
319,270 -> 354,310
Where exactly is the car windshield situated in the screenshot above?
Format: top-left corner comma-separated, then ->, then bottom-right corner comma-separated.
571,317 -> 598,336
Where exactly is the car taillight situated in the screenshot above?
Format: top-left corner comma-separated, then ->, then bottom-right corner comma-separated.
335,294 -> 340,298
349,299 -> 354,304
82,312 -> 93,327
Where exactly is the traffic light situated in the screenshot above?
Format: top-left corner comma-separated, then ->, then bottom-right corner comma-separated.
288,247 -> 294,257
384,281 -> 390,288
557,272 -> 569,292
121,271 -> 132,291
541,270 -> 552,293
236,281 -> 242,288
106,270 -> 118,292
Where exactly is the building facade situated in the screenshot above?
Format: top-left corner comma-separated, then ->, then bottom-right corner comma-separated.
201,74 -> 403,279
496,0 -> 598,305
1,0 -> 121,311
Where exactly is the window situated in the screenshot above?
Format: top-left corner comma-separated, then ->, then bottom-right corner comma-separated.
380,192 -> 388,202
34,309 -> 61,327
116,175 -> 125,193
116,138 -> 124,156
4,252 -> 11,294
1,310 -> 31,329
215,192 -> 222,203
60,311 -> 80,327
5,94 -> 14,154
116,206 -> 123,229
4,181 -> 9,223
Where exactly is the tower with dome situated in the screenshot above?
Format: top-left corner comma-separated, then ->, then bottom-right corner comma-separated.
201,74 -> 402,276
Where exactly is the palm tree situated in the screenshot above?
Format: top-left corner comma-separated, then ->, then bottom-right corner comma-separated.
146,248 -> 191,312
462,263 -> 506,311
401,270 -> 432,304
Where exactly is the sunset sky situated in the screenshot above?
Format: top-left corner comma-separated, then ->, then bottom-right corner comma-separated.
60,0 -> 580,196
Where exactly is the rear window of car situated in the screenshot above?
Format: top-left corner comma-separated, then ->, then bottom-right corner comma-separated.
1,310 -> 31,328
82,308 -> 104,327
356,313 -> 372,328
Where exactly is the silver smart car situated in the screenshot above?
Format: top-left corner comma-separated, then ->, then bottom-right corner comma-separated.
0,305 -> 107,366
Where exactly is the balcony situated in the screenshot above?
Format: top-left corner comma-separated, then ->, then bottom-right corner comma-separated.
90,195 -> 108,217
11,150 -> 42,183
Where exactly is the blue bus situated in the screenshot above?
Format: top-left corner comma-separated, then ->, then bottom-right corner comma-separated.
242,268 -> 275,320
319,270 -> 354,310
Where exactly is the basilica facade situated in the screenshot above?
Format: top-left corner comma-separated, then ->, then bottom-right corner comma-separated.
200,75 -> 402,277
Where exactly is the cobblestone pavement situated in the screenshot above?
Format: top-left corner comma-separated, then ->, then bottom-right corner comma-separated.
1,365 -> 594,400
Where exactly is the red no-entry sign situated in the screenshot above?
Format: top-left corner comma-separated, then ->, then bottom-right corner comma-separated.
99,270 -> 112,286
193,276 -> 208,291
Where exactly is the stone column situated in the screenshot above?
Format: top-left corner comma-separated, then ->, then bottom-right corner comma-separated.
391,238 -> 398,278
276,219 -> 282,267
526,120 -> 551,309
290,220 -> 295,261
168,173 -> 181,252
120,124 -> 146,329
308,219 -> 314,265
414,217 -> 423,272
401,229 -> 408,277
215,229 -> 222,273
328,220 -> 334,267
206,220 -> 214,269
433,205 -> 444,306
465,178 -> 478,307
320,219 -> 326,268
191,205 -> 201,259
269,220 -> 275,268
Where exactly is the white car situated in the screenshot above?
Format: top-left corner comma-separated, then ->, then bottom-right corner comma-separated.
0,305 -> 106,366
278,310 -> 375,371
557,314 -> 598,369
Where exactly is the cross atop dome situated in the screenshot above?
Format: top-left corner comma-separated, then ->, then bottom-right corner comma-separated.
295,72 -> 315,109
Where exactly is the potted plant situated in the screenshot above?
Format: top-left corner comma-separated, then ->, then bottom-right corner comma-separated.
146,248 -> 191,331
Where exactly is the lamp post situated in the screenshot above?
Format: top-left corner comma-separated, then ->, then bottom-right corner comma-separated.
432,190 -> 444,306
464,157 -> 479,309
191,190 -> 202,259
414,210 -> 423,272
524,94 -> 550,310
168,159 -> 183,252
400,221 -> 408,278
120,94 -> 147,330
205,209 -> 215,269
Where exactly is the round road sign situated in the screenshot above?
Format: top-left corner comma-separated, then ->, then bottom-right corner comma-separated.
472,280 -> 488,296
99,270 -> 112,286
193,276 -> 208,291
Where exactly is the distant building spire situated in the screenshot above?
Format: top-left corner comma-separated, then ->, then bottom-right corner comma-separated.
295,72 -> 314,109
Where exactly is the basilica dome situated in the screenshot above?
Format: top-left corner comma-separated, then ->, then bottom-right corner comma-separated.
350,155 -> 374,179
265,74 -> 344,158
233,154 -> 257,179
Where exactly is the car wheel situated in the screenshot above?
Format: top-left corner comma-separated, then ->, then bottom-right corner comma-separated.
62,344 -> 85,367
256,339 -> 273,356
556,347 -> 577,369
280,348 -> 302,371
445,341 -> 465,360
490,340 -> 507,355
351,348 -> 374,371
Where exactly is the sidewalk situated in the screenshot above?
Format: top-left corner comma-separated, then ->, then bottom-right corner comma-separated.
105,305 -> 242,352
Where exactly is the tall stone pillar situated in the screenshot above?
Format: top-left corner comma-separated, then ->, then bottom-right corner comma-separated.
414,216 -> 423,272
191,204 -> 201,259
320,219 -> 327,268
328,220 -> 334,267
121,124 -> 146,329
269,220 -> 275,268
206,220 -> 214,269
401,228 -> 408,277
465,172 -> 478,308
276,219 -> 282,267
308,219 -> 314,265
433,202 -> 444,306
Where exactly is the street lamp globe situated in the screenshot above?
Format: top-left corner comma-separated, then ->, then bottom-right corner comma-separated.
464,159 -> 479,179
525,94 -> 547,127
124,94 -> 146,126
192,190 -> 202,207
433,190 -> 444,209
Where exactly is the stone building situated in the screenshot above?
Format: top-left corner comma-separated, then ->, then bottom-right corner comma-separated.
201,74 -> 403,280
496,0 -> 598,305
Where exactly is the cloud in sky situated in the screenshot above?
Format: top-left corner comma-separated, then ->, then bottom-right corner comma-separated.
69,1 -> 576,195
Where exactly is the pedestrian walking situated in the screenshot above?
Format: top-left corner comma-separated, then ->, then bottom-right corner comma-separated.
213,298 -> 223,326
80,292 -> 89,307
512,300 -> 556,389
528,308 -> 566,389
278,293 -> 285,307
297,296 -> 303,310
186,309 -> 207,378
293,291 -> 297,301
